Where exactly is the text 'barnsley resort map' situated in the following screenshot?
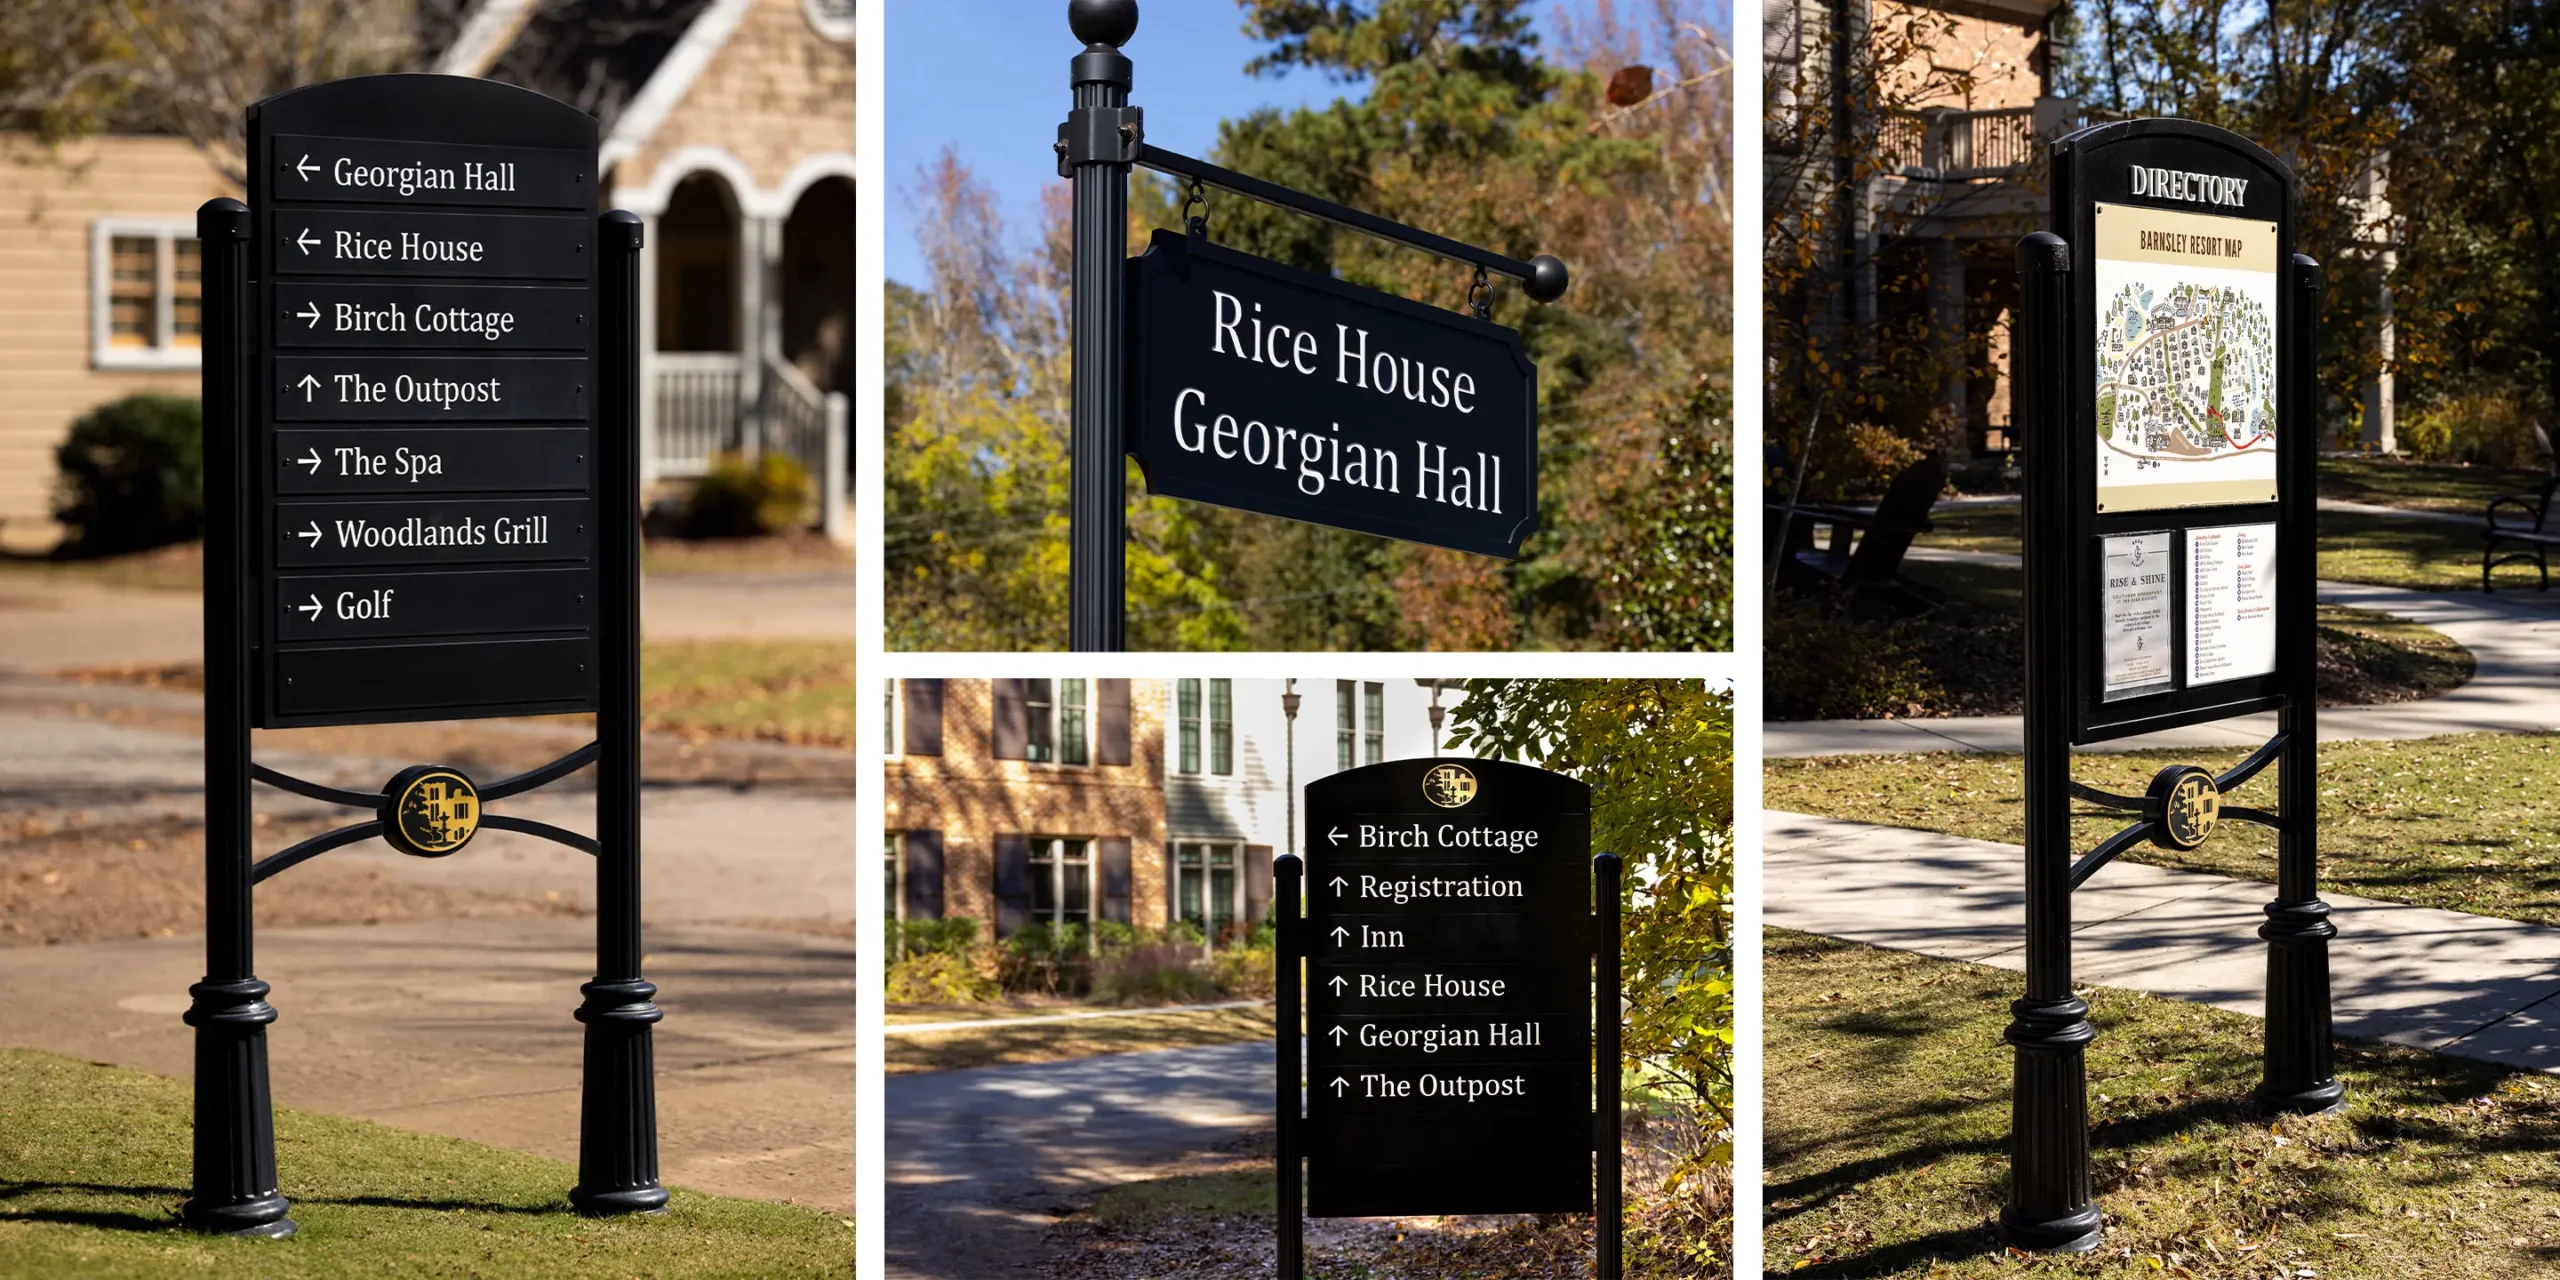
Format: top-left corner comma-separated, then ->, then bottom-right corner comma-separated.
2092,202 -> 2281,511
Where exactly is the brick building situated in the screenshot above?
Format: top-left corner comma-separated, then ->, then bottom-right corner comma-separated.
886,678 -> 1468,947
0,0 -> 855,552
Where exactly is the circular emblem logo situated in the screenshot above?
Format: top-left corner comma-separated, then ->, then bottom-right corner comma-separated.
381,765 -> 482,857
1421,763 -> 1478,809
2148,764 -> 2220,851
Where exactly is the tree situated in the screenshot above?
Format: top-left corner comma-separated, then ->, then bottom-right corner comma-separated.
1445,677 -> 1734,1264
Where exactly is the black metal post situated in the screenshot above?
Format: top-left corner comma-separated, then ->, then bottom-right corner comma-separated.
2258,253 -> 2343,1115
182,196 -> 294,1240
1594,852 -> 1624,1280
1065,0 -> 1137,651
569,209 -> 667,1216
2000,230 -> 2102,1254
1275,851 -> 1303,1279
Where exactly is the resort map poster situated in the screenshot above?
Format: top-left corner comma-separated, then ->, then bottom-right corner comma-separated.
2091,202 -> 2281,512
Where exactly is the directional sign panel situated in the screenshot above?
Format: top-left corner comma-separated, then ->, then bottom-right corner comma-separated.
1125,230 -> 1539,559
251,75 -> 600,727
1303,757 -> 1592,1218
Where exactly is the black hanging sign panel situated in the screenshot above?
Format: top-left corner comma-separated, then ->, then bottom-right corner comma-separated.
1124,231 -> 1539,559
251,74 -> 600,728
1302,757 -> 1591,1217
2046,119 -> 2309,744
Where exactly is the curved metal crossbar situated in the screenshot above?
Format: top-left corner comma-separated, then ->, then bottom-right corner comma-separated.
250,821 -> 384,884
249,764 -> 378,809
481,741 -> 599,801
2222,805 -> 2283,831
1136,144 -> 1542,282
2067,819 -> 2155,891
481,814 -> 600,856
2215,732 -> 2287,793
2067,780 -> 2146,812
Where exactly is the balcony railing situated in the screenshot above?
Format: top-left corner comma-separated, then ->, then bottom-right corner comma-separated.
1881,101 -> 2126,182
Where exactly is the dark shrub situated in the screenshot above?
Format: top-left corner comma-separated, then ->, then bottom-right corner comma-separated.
52,394 -> 203,556
682,451 -> 810,537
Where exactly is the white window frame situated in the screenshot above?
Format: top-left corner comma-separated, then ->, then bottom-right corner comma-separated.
91,218 -> 203,371
1026,677 -> 1091,769
884,678 -> 901,758
1173,840 -> 1245,948
1026,834 -> 1094,927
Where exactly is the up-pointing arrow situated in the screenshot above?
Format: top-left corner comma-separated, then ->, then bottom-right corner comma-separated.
297,302 -> 321,328
294,154 -> 317,181
1327,974 -> 1347,995
296,374 -> 320,402
295,595 -> 322,620
1328,875 -> 1347,894
1330,1076 -> 1349,1097
296,448 -> 322,473
295,521 -> 322,547
294,229 -> 318,255
1330,925 -> 1349,946
1327,1024 -> 1347,1045
1327,826 -> 1347,846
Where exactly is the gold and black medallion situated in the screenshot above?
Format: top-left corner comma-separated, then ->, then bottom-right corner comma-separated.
380,765 -> 483,857
2147,764 -> 2221,851
1421,762 -> 1479,809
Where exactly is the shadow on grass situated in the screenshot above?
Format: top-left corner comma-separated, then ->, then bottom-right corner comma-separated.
0,1178 -> 575,1234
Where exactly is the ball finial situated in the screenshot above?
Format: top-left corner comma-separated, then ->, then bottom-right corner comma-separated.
1069,0 -> 1138,47
1525,254 -> 1570,303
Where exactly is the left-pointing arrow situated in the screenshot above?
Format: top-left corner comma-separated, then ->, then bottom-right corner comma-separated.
296,595 -> 323,620
294,229 -> 318,254
294,154 -> 317,181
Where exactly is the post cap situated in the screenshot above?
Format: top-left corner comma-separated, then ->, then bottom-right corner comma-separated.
1069,0 -> 1137,48
1525,254 -> 1569,303
601,208 -> 644,251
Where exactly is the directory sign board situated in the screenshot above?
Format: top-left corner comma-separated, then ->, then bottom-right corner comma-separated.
249,75 -> 600,727
1301,757 -> 1592,1217
1125,231 -> 1539,559
2049,119 -> 2307,743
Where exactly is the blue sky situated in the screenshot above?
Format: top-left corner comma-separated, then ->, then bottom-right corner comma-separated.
883,3 -> 1575,288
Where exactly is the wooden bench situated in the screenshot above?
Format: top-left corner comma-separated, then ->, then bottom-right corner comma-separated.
2483,424 -> 2558,592
1769,451 -> 1949,615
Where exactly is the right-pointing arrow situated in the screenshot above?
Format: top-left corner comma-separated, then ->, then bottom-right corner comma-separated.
296,595 -> 321,620
297,448 -> 321,473
296,521 -> 322,547
297,302 -> 321,328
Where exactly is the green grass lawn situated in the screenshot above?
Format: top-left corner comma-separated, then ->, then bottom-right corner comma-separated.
0,1049 -> 849,1277
2318,455 -> 2547,513
1917,503 -> 2512,594
639,639 -> 858,747
1765,930 -> 2560,1278
1767,733 -> 2560,926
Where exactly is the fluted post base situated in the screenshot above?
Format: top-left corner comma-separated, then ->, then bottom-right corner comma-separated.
568,977 -> 668,1215
2257,899 -> 2345,1114
2000,993 -> 2101,1253
181,977 -> 295,1237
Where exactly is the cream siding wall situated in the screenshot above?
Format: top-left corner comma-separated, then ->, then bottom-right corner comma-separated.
0,135 -> 230,551
617,0 -> 857,204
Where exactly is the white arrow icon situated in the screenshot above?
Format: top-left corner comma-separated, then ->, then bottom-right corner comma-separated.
294,154 -> 317,181
296,448 -> 321,474
297,302 -> 321,328
294,228 -> 318,255
296,595 -> 322,620
1330,925 -> 1349,946
1328,875 -> 1347,894
1327,826 -> 1347,846
1327,1025 -> 1347,1045
1330,1076 -> 1350,1097
296,374 -> 320,402
295,521 -> 322,547
1327,974 -> 1347,995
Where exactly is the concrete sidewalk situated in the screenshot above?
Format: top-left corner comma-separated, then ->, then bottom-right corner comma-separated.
1768,577 -> 2560,757
0,916 -> 857,1211
1769,810 -> 2560,1073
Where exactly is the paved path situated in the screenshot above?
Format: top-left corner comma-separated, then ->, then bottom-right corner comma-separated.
0,917 -> 857,1212
884,1042 -> 1276,1279
0,570 -> 854,673
1769,811 -> 2560,1073
1769,577 -> 2560,757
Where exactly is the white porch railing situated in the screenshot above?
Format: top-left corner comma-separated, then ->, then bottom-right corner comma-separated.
652,352 -> 743,478
649,350 -> 848,540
